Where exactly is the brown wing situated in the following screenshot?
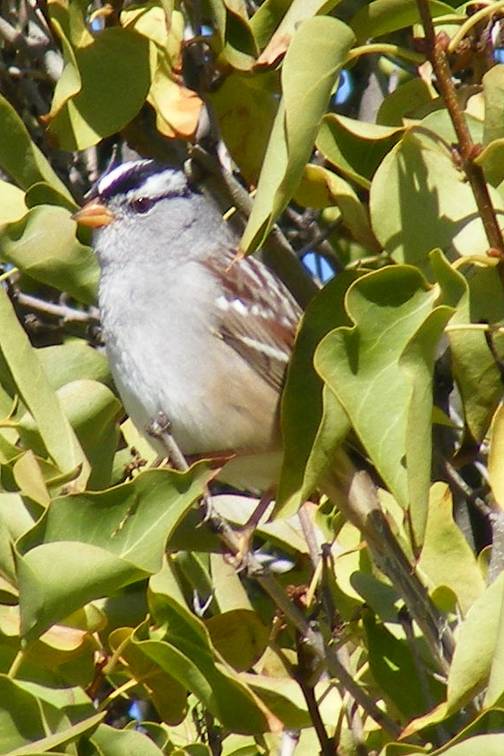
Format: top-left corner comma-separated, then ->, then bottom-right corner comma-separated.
203,248 -> 301,392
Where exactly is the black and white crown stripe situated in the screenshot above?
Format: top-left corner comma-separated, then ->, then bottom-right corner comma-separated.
87,160 -> 190,204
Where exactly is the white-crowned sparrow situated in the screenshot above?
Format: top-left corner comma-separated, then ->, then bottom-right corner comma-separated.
74,160 -> 302,490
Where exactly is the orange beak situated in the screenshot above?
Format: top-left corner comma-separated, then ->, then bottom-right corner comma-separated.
72,201 -> 115,229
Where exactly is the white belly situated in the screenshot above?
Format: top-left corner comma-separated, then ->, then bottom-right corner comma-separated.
99,260 -> 280,460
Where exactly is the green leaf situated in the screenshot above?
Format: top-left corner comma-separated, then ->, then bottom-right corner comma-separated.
420,109 -> 484,147
370,129 -> 504,269
377,78 -> 434,126
210,552 -> 252,612
399,306 -> 454,540
485,584 -> 504,707
36,342 -> 110,392
12,451 -> 50,507
242,672 -> 342,729
363,610 -> 443,720
0,182 -> 27,225
0,205 -> 98,305
430,709 -> 504,753
18,380 -> 121,490
315,266 -> 451,544
252,0 -> 342,64
25,182 -> 78,212
316,114 -> 403,189
432,734 -> 504,755
149,557 -> 187,620
0,287 -> 90,489
44,15 -> 82,119
108,626 -> 187,724
447,572 -> 504,712
241,16 -> 355,252
277,272 -> 358,516
249,0 -> 297,50
483,64 -> 504,146
294,164 -> 380,251
16,465 -> 211,640
9,712 -> 104,755
431,251 -> 504,443
489,405 -> 504,510
475,139 -> 504,187
0,674 -> 103,755
47,22 -> 151,150
89,723 -> 165,755
350,0 -> 456,44
0,492 -> 36,584
206,609 -> 269,671
210,71 -> 279,184
418,483 -> 485,614
0,675 -> 45,754
0,95 -> 73,199
208,0 -> 258,70
138,596 -> 279,733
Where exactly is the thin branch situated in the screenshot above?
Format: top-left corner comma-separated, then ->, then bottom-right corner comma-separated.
347,42 -> 425,66
323,454 -> 455,675
295,656 -> 333,754
444,460 -> 492,518
298,504 -> 321,568
399,608 -> 450,748
416,0 -> 504,257
198,485 -> 401,736
0,15 -> 48,55
7,649 -> 26,678
15,292 -> 99,324
446,323 -> 504,335
0,16 -> 32,51
256,570 -> 401,737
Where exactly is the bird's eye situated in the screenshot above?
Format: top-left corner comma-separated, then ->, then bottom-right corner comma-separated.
131,196 -> 154,214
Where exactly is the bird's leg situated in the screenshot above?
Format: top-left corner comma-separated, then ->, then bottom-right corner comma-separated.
234,487 -> 275,564
146,413 -> 272,565
146,411 -> 221,522
146,411 -> 189,471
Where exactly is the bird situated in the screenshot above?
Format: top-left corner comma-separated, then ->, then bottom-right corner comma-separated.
74,159 -> 302,493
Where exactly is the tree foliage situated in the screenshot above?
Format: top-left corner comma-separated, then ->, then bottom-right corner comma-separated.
1,0 -> 504,753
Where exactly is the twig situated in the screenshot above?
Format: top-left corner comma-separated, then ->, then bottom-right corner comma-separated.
295,645 -> 333,754
290,513 -> 333,753
347,43 -> 425,66
7,649 -> 26,678
446,323 -> 504,335
398,609 -> 450,748
488,510 -> 504,583
416,0 -> 504,257
255,571 -> 401,737
15,292 -> 99,324
145,410 -> 400,736
199,491 -> 401,736
444,460 -> 492,518
0,17 -> 34,51
296,222 -> 341,260
323,454 -> 455,675
298,504 -> 321,568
